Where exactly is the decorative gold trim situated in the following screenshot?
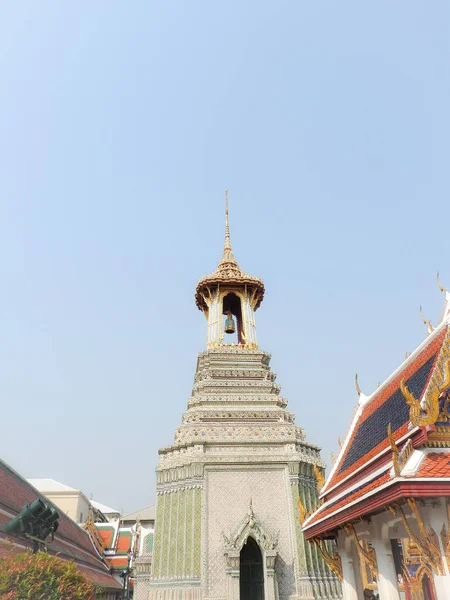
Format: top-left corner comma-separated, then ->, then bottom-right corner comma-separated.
389,499 -> 444,575
313,464 -> 325,493
400,332 -> 450,427
387,425 -> 414,476
83,509 -> 111,568
311,538 -> 343,581
440,502 -> 450,570
388,424 -> 401,477
344,522 -> 378,576
403,562 -> 435,600
298,497 -> 307,525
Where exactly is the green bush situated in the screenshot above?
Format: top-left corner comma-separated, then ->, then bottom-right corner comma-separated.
0,550 -> 95,600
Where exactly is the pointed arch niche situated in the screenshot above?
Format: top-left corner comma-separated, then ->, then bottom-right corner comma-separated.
223,502 -> 278,600
222,291 -> 244,345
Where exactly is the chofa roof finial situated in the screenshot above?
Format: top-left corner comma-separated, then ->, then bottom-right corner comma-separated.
355,373 -> 361,397
437,271 -> 447,294
420,305 -> 434,334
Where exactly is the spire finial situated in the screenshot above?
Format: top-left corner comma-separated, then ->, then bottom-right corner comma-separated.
224,188 -> 231,251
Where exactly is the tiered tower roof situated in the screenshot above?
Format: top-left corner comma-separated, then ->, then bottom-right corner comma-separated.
195,191 -> 264,312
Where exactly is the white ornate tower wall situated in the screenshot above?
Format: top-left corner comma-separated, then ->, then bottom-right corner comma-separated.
134,196 -> 341,600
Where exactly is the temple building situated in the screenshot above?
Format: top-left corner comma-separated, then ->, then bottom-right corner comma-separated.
302,277 -> 450,600
135,193 -> 342,600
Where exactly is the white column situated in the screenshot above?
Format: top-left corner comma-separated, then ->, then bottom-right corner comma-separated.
337,531 -> 358,600
264,551 -> 277,600
422,499 -> 450,600
371,516 -> 400,600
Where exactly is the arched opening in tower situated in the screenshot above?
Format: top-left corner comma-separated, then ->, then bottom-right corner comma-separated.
240,537 -> 264,600
222,292 -> 244,344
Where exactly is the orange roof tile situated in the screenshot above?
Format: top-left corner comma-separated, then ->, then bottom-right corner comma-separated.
417,452 -> 450,478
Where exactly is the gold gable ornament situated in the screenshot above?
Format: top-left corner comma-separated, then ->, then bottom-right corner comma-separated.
401,356 -> 450,428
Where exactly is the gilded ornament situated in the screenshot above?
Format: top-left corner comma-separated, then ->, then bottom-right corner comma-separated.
311,538 -> 343,581
313,463 -> 325,492
401,339 -> 450,426
440,502 -> 450,569
344,522 -> 378,576
389,500 -> 444,575
298,497 -> 307,525
387,423 -> 401,477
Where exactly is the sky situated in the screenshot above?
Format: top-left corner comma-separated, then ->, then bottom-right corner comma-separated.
1,2 -> 449,514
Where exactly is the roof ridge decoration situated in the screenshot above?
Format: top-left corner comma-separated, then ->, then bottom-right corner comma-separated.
400,330 -> 450,427
420,305 -> 434,335
321,326 -> 448,497
437,271 -> 450,323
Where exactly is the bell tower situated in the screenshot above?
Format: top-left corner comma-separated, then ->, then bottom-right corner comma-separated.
136,192 -> 342,600
195,191 -> 263,350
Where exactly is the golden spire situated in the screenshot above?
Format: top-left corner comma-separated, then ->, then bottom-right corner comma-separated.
224,188 -> 231,251
219,189 -> 238,268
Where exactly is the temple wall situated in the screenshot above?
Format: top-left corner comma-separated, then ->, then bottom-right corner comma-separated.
152,486 -> 202,580
204,466 -> 297,600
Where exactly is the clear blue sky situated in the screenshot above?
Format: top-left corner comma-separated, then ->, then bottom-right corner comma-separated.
1,2 -> 449,514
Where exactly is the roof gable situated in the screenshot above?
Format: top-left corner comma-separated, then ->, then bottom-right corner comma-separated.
324,325 -> 448,495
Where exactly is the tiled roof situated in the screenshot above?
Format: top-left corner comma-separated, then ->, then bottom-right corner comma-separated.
417,452 -> 450,478
0,459 -> 121,591
324,326 -> 447,495
305,470 -> 391,528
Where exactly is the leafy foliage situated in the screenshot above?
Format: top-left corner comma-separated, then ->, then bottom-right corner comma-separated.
0,550 -> 95,599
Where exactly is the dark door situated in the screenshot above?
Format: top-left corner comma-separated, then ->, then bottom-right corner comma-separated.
240,537 -> 264,600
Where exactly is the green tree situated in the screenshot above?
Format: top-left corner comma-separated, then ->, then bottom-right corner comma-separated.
0,550 -> 95,600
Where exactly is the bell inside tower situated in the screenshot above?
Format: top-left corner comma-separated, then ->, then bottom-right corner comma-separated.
222,292 -> 245,344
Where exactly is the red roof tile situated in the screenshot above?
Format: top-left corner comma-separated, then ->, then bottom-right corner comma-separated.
306,470 -> 392,527
417,452 -> 450,478
0,459 -> 121,591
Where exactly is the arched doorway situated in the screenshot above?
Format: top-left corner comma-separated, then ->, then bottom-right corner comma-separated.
421,573 -> 436,600
240,537 -> 264,600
